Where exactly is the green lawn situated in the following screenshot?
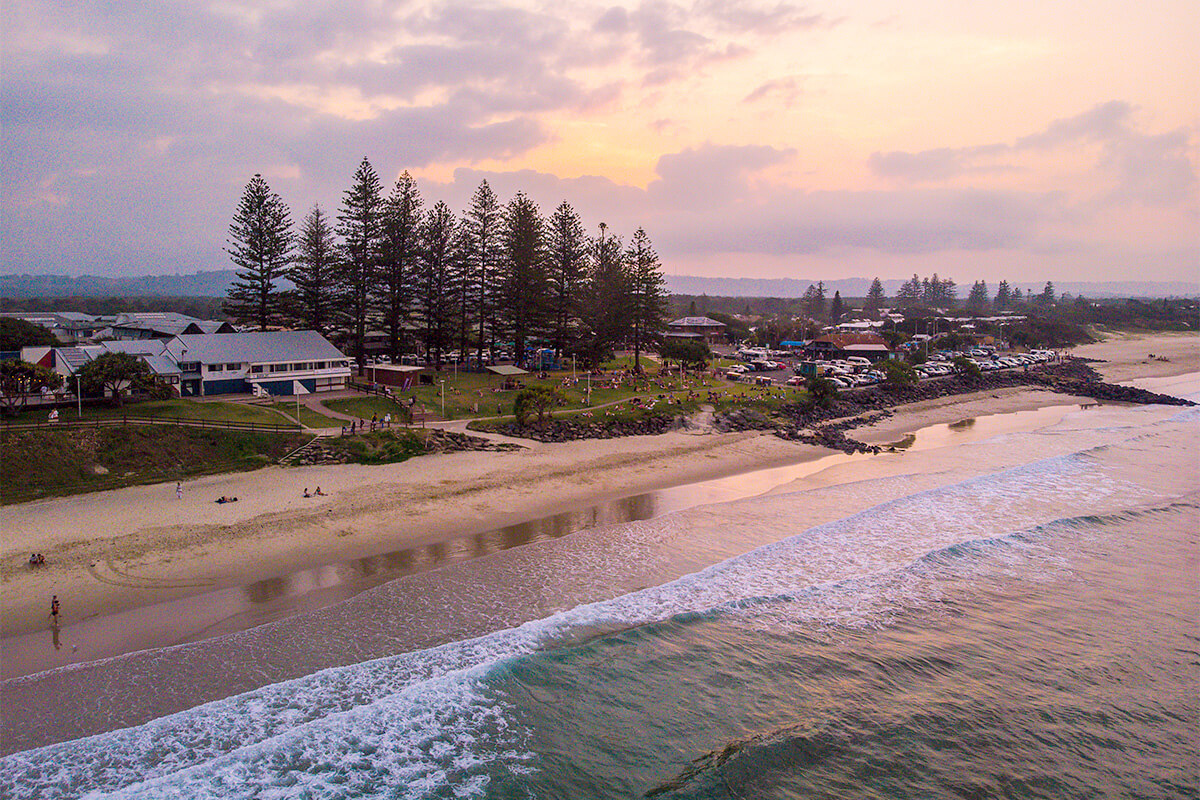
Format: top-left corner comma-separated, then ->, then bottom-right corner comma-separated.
322,396 -> 410,422
8,398 -> 301,428
1,425 -> 311,504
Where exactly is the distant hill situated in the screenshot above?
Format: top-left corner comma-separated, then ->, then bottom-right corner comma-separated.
1,270 -> 1194,300
664,275 -> 1199,299
0,271 -> 241,298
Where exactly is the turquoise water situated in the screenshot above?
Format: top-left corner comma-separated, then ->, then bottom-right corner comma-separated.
2,385 -> 1197,798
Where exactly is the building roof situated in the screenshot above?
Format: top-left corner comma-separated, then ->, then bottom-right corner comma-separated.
811,333 -> 889,348
364,364 -> 424,374
668,316 -> 726,328
486,365 -> 529,376
142,354 -> 182,375
98,340 -> 169,356
54,347 -> 93,372
843,343 -> 892,352
165,330 -> 348,364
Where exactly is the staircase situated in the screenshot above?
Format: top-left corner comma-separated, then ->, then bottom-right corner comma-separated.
278,435 -> 324,465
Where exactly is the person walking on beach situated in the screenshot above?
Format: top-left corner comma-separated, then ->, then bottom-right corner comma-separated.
176,481 -> 183,500
50,595 -> 60,627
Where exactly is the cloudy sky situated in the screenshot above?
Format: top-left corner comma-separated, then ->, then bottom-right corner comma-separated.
3,0 -> 1197,284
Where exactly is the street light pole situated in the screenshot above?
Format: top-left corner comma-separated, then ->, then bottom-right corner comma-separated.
76,372 -> 82,418
440,380 -> 445,418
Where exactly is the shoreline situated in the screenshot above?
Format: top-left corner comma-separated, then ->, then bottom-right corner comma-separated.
2,332 -> 1196,651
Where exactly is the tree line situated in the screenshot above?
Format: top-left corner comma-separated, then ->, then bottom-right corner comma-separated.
224,160 -> 669,371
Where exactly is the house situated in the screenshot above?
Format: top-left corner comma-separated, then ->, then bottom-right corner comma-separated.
108,312 -> 234,340
666,316 -> 726,344
804,333 -> 894,362
1,311 -> 108,343
164,331 -> 351,397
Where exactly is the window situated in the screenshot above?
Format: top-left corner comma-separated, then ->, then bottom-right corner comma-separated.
226,362 -> 240,370
269,364 -> 288,373
208,363 -> 223,372
292,363 -> 309,371
179,362 -> 200,373
314,361 -> 326,370
250,365 -> 264,374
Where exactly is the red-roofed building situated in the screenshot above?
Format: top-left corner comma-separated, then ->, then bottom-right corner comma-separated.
804,333 -> 894,362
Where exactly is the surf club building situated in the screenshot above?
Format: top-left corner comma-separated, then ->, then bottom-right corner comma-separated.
164,331 -> 352,397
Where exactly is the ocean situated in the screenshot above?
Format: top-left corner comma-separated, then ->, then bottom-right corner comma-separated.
2,375 -> 1197,799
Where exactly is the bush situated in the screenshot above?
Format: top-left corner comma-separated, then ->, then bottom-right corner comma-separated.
952,356 -> 982,380
806,376 -> 839,409
881,359 -> 917,389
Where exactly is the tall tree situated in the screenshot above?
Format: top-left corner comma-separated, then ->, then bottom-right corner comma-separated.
576,223 -> 630,368
463,181 -> 502,367
498,193 -> 548,368
626,227 -> 668,373
417,201 -> 462,368
224,174 -> 293,330
865,277 -> 886,315
829,291 -> 845,324
377,172 -> 423,360
966,280 -> 989,315
896,274 -> 922,307
995,280 -> 1011,309
802,283 -> 826,318
546,201 -> 589,359
1038,281 -> 1056,307
289,204 -> 339,335
337,158 -> 384,368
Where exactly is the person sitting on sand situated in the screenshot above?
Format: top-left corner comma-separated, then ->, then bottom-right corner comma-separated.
304,488 -> 311,498
314,486 -> 327,496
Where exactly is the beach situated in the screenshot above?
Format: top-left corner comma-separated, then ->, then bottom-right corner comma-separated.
2,332 -> 1196,646
1,332 -> 1198,767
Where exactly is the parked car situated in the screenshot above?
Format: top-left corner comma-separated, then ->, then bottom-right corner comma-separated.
785,375 -> 806,386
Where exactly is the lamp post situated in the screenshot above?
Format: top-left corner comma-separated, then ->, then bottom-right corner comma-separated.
440,380 -> 445,419
75,372 -> 82,418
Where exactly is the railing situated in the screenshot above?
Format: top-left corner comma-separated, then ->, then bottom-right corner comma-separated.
348,381 -> 410,400
0,415 -> 301,434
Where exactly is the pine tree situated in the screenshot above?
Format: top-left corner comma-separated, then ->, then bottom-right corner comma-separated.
378,172 -> 422,360
224,174 -> 293,330
417,201 -> 462,368
577,223 -> 630,368
546,201 -> 589,359
626,227 -> 668,373
939,277 -> 957,307
498,193 -> 547,368
803,283 -> 826,318
289,204 -> 338,334
463,181 -> 502,367
337,158 -> 384,367
995,280 -> 1011,309
1038,281 -> 1056,307
966,280 -> 989,315
830,291 -> 844,324
865,278 -> 886,315
896,274 -> 922,307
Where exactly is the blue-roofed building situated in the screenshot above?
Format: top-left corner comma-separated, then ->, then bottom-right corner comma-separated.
163,331 -> 351,397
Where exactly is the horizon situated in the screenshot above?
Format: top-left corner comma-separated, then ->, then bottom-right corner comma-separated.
3,1 -> 1197,283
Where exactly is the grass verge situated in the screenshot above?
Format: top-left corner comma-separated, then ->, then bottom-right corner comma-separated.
1,425 -> 310,504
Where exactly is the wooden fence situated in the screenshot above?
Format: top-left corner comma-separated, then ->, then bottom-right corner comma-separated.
0,415 -> 301,434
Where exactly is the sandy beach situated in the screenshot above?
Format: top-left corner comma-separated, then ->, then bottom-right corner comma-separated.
3,331 -> 1196,647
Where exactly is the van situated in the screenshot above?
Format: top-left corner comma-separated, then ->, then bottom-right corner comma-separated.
846,356 -> 871,367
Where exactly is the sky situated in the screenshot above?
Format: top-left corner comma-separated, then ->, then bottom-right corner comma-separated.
3,0 -> 1198,285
